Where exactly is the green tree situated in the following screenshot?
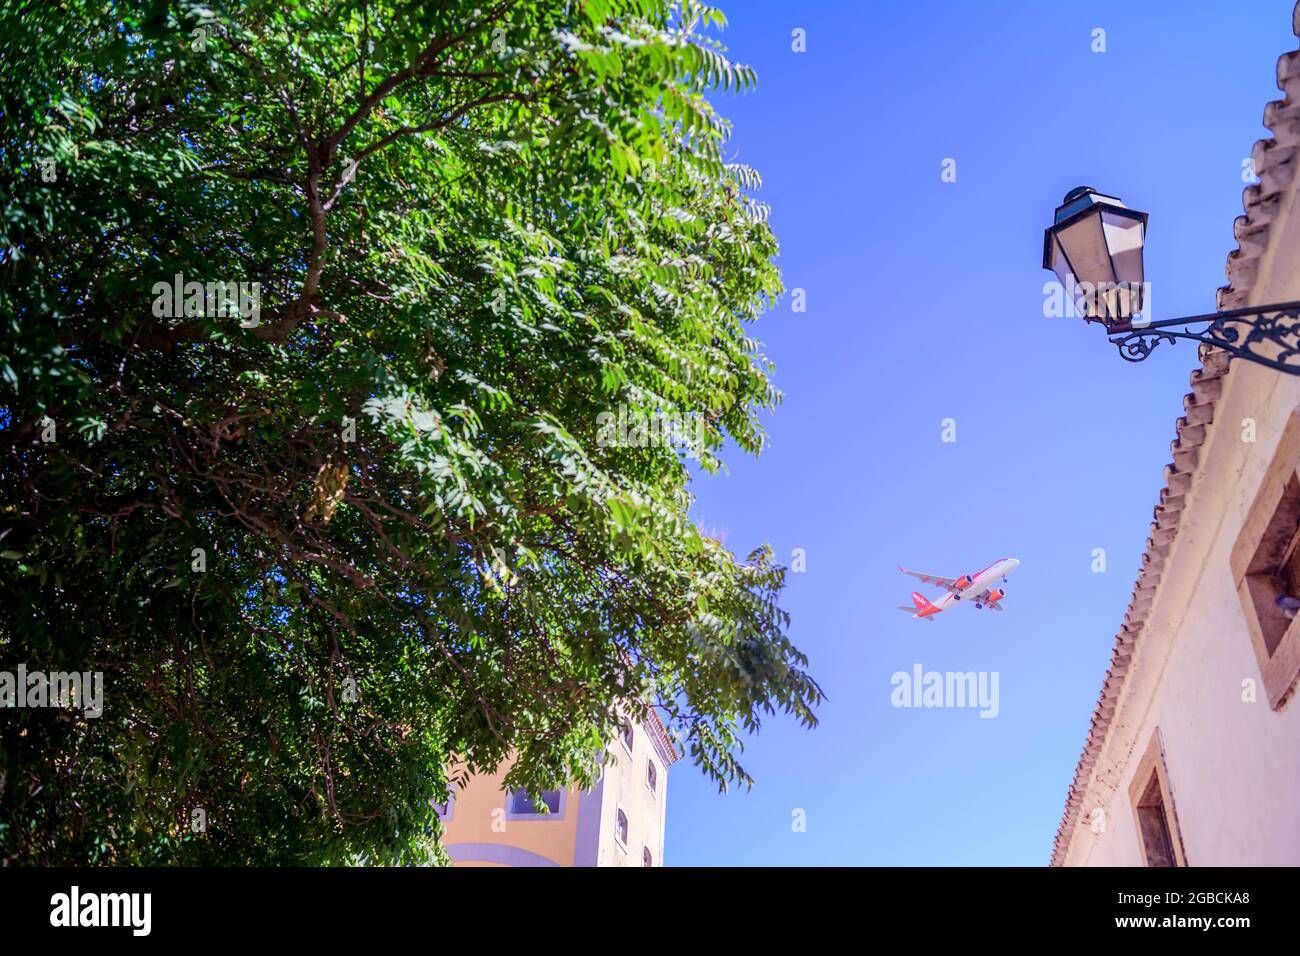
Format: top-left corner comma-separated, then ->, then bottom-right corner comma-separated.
0,0 -> 821,865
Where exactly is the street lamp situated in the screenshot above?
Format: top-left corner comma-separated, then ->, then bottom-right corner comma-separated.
1043,186 -> 1300,373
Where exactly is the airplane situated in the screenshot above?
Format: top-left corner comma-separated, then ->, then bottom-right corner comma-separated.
896,557 -> 1021,620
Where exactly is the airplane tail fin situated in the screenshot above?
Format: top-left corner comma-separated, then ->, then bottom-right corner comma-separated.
898,600 -> 937,621
910,591 -> 937,612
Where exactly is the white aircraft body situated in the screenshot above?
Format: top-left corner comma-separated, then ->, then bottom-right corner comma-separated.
896,558 -> 1021,621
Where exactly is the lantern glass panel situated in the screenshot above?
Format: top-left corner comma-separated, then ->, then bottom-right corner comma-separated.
1056,211 -> 1116,289
1100,210 -> 1145,288
1045,234 -> 1075,288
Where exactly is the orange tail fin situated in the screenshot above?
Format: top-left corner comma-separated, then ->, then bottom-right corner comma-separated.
911,591 -> 937,612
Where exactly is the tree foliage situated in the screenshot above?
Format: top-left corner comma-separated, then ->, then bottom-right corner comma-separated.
0,0 -> 821,864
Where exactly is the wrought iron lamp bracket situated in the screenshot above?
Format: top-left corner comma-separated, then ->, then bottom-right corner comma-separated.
1108,301 -> 1300,374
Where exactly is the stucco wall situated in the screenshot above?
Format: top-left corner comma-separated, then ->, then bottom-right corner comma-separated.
440,761 -> 582,867
440,717 -> 669,867
589,723 -> 667,867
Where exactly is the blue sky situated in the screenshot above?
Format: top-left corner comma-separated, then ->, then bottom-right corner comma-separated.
665,0 -> 1297,866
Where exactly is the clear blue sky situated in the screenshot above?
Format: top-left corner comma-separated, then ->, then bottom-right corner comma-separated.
665,0 -> 1296,866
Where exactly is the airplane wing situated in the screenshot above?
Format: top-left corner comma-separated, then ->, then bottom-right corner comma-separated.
898,566 -> 958,589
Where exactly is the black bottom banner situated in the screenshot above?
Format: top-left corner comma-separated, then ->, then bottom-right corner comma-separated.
0,865 -> 1286,942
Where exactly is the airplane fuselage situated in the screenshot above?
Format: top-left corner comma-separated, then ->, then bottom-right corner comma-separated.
913,557 -> 1020,617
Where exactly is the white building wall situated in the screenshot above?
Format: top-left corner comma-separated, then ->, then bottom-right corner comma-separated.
594,724 -> 667,866
1064,140 -> 1300,865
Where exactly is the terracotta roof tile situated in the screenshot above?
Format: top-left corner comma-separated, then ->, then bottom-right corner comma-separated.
643,708 -> 681,768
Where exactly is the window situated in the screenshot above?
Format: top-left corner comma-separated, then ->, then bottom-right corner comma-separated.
642,847 -> 653,867
646,759 -> 657,794
1127,730 -> 1187,867
615,808 -> 629,847
507,789 -> 562,817
433,787 -> 456,823
1134,775 -> 1176,867
1230,410 -> 1300,709
620,720 -> 634,753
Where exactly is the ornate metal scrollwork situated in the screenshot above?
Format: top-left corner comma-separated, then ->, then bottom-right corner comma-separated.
1108,302 -> 1300,374
1114,330 -> 1176,363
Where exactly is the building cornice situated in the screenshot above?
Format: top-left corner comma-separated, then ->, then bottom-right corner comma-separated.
644,707 -> 681,768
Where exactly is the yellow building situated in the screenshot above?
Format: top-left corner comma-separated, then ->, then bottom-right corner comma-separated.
438,712 -> 679,867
